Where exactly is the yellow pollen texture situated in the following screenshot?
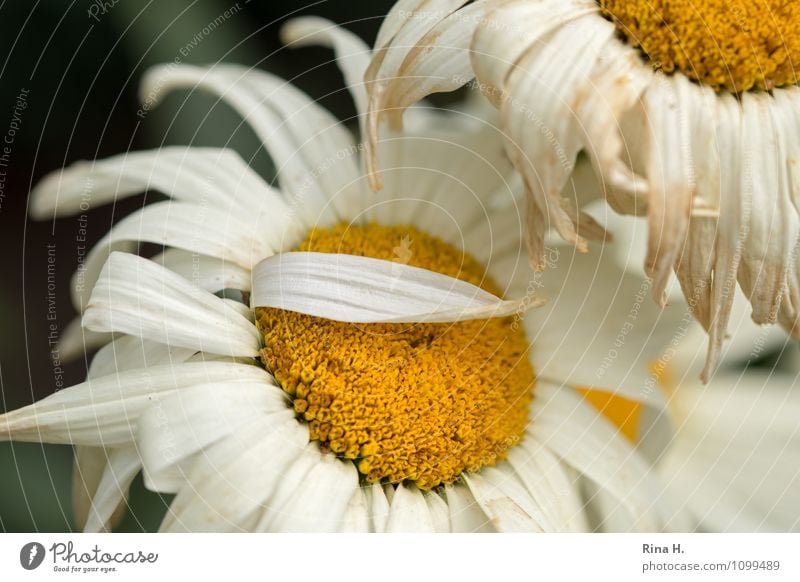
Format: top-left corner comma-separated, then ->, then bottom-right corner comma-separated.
254,223 -> 534,490
600,0 -> 800,92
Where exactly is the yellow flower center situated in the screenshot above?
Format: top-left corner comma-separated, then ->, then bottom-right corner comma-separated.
254,223 -> 534,490
599,0 -> 800,92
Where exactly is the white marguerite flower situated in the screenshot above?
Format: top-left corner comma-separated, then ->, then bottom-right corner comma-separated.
364,0 -> 800,380
656,320 -> 800,533
3,17 -> 691,533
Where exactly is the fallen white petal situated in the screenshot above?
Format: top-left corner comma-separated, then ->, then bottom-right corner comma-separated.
251,251 -> 538,323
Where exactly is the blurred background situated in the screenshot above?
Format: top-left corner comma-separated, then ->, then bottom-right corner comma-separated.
0,0 -> 395,532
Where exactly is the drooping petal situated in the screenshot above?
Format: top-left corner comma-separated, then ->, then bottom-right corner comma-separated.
280,17 -> 371,120
0,361 -> 267,446
380,1 -> 492,120
738,93 -> 798,327
83,447 -> 142,533
140,63 -> 360,224
641,73 -> 695,306
72,445 -> 116,532
673,84 -> 720,332
497,13 -> 614,268
30,147 -> 280,221
83,252 -> 261,357
251,251 -> 539,323
471,0 -> 596,107
365,0 -> 471,189
699,95 -> 745,379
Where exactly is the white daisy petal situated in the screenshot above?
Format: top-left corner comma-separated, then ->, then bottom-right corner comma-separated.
738,93 -> 798,327
251,251 -> 537,324
0,362 -> 265,445
642,73 -> 695,306
382,0 -> 492,118
75,332 -> 197,531
386,483 -> 436,532
138,382 -> 287,493
88,335 -> 196,379
374,0 -> 433,51
366,0 -> 471,188
463,470 -> 544,532
532,382 -> 672,531
59,316 -> 113,362
661,372 -> 800,532
252,443 -> 320,532
340,487 -> 371,533
523,244 -> 675,409
442,483 -> 493,532
29,147 -> 276,221
83,252 -> 261,357
365,482 -> 391,533
83,446 -> 141,533
140,63 -> 359,224
583,478 -> 640,532
73,200 -> 272,312
471,0 -> 596,106
378,114 -> 515,240
72,445 -> 115,532
153,249 -> 252,294
577,37 -> 651,209
160,414 -> 306,532
424,491 -> 451,532
268,450 -> 358,532
498,13 -> 613,267
280,17 -> 371,120
673,84 -> 720,332
508,437 -> 588,532
704,94 -> 745,379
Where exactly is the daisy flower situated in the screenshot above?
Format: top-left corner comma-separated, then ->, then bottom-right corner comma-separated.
365,0 -> 800,380
3,17 -> 688,532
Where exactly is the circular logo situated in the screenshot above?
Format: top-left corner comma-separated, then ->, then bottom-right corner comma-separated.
19,542 -> 46,570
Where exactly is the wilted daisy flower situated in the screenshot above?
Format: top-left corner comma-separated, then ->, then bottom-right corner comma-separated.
366,0 -> 800,380
0,17 -> 689,532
